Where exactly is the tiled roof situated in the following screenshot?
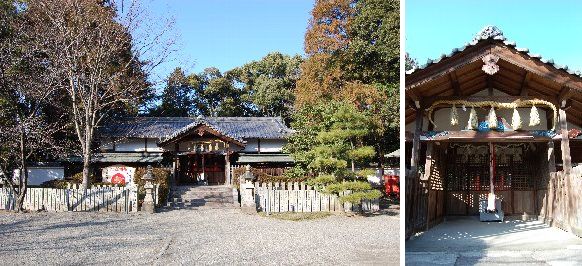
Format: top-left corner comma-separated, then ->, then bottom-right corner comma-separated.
406,25 -> 582,78
65,152 -> 164,163
99,116 -> 294,141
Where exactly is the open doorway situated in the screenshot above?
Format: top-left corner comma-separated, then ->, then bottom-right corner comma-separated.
177,154 -> 226,185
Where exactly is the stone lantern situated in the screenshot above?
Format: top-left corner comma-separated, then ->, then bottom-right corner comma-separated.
239,165 -> 256,214
142,165 -> 155,214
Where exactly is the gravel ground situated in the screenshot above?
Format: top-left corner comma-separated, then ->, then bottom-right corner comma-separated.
0,207 -> 399,265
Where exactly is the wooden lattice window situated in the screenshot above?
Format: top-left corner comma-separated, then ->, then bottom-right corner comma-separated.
445,143 -> 538,191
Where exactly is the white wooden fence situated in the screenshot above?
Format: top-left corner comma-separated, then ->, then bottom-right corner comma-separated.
254,182 -> 380,213
0,184 -> 160,213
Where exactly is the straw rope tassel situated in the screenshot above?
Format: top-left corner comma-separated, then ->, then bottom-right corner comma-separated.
467,107 -> 478,130
529,105 -> 540,126
450,104 -> 459,126
511,107 -> 522,130
487,107 -> 498,129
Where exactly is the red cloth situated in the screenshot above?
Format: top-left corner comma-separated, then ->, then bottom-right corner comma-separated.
384,175 -> 400,198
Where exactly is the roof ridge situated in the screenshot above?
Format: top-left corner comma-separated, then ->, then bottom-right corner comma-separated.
407,25 -> 582,79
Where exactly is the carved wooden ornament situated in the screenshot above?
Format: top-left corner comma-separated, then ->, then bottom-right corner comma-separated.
482,54 -> 500,75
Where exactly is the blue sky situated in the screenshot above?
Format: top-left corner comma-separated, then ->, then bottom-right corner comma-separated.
145,0 -> 313,81
406,0 -> 582,72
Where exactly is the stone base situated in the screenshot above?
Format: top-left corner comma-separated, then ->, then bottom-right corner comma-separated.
479,199 -> 503,222
241,205 -> 257,214
142,202 -> 155,214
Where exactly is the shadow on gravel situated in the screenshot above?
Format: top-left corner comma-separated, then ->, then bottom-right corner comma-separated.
361,209 -> 400,217
0,219 -> 32,233
42,219 -> 125,231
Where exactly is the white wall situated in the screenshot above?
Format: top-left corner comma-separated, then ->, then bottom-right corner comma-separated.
259,139 -> 286,153
114,138 -> 147,152
241,139 -> 286,153
146,138 -> 163,152
241,139 -> 259,152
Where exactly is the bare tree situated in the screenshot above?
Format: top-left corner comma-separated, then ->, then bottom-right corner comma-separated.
20,0 -> 175,189
0,1 -> 68,211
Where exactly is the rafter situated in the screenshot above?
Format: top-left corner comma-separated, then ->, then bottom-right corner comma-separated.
449,71 -> 461,96
520,72 -> 532,96
559,85 -> 572,104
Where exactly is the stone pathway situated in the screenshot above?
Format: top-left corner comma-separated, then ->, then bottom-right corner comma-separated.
165,185 -> 237,209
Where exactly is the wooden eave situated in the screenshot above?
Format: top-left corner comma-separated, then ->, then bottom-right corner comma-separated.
405,131 -> 554,142
159,124 -> 245,147
405,41 -> 582,126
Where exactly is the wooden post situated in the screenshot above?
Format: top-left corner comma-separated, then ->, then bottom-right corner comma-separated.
558,105 -> 573,231
202,153 -> 206,185
559,108 -> 572,174
225,151 -> 231,185
175,155 -> 180,186
424,143 -> 433,230
410,108 -> 424,174
410,106 -> 424,232
171,155 -> 177,187
548,141 -> 557,174
422,144 -> 433,181
488,143 -> 495,196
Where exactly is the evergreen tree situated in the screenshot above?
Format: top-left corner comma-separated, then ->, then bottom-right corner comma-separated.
190,67 -> 251,117
294,0 -> 400,166
229,52 -> 303,121
149,68 -> 192,117
285,101 -> 381,208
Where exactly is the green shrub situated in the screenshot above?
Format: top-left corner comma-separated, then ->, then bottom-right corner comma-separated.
92,182 -> 117,187
283,166 -> 308,180
356,169 -> 375,179
70,172 -> 99,184
340,181 -> 373,191
40,179 -> 70,189
339,190 -> 382,204
306,174 -> 336,190
323,182 -> 343,194
232,167 -> 307,189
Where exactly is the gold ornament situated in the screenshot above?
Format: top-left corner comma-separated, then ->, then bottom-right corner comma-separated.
488,107 -> 498,129
467,107 -> 478,130
450,104 -> 459,126
511,108 -> 522,130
